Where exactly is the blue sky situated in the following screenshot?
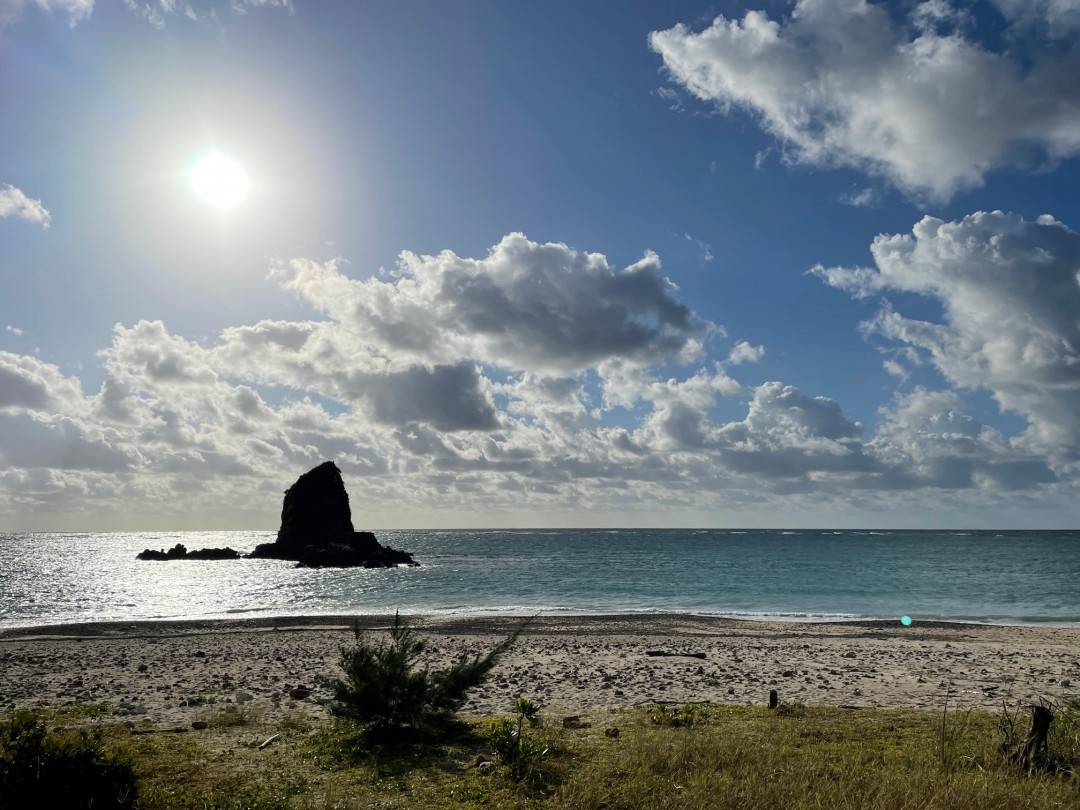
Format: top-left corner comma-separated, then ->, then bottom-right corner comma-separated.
1,0 -> 1079,530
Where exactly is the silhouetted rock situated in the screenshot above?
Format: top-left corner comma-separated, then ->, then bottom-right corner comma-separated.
137,543 -> 240,561
248,461 -> 417,568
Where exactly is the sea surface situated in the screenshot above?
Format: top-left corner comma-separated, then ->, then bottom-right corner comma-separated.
1,529 -> 1078,629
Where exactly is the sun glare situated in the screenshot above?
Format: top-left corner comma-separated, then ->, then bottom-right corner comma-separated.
188,152 -> 249,211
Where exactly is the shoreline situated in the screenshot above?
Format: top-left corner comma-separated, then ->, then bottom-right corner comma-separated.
2,613 -> 1078,726
4,610 -> 1079,639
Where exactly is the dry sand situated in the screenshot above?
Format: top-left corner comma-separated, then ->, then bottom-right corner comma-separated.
1,615 -> 1077,727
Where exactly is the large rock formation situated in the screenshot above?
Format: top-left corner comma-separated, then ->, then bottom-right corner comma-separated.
248,461 -> 417,568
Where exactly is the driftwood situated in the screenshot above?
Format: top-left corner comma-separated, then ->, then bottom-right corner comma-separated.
258,733 -> 281,750
1001,700 -> 1055,771
129,727 -> 189,735
645,650 -> 706,659
1019,704 -> 1054,771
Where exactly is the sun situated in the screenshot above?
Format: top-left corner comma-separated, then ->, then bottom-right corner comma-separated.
188,152 -> 250,211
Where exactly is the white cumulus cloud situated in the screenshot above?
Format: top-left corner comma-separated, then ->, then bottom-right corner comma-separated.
814,210 -> 1080,451
276,233 -> 702,376
0,184 -> 51,228
649,0 -> 1080,200
0,228 -> 1072,527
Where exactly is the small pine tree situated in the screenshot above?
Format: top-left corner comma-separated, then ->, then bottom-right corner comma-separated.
326,612 -> 526,735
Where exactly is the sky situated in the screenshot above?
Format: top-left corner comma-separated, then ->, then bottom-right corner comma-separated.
1,0 -> 1079,531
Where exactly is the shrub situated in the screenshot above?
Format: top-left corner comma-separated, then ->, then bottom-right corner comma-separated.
325,612 -> 526,737
0,709 -> 138,808
489,698 -> 547,781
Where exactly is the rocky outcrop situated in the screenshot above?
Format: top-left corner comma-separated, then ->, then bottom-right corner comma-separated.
248,461 -> 417,568
137,543 -> 241,561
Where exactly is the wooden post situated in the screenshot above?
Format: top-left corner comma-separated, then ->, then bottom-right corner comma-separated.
1019,704 -> 1053,771
769,689 -> 778,709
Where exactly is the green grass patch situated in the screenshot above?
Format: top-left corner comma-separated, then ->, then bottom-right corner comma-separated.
18,702 -> 1080,809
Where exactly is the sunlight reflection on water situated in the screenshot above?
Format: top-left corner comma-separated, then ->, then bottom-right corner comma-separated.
1,529 -> 1078,628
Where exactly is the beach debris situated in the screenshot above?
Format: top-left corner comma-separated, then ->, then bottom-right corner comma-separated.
645,650 -> 706,660
257,734 -> 280,750
249,461 -> 418,569
1019,703 -> 1054,771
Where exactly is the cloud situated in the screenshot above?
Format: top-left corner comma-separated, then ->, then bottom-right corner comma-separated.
840,187 -> 881,208
814,211 -> 1080,451
992,0 -> 1080,33
0,229 -> 1073,527
684,233 -> 715,262
231,0 -> 291,11
0,0 -> 92,28
0,0 -> 290,28
0,413 -> 135,472
0,184 -> 51,228
727,341 -> 765,365
649,0 -> 1080,200
0,351 -> 84,411
869,388 -> 1056,490
276,233 -> 701,375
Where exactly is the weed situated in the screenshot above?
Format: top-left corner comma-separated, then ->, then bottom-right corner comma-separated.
939,696 -> 974,779
195,702 -> 263,729
650,702 -> 713,728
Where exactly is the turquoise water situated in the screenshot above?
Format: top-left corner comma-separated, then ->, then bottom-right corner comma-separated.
0,529 -> 1078,628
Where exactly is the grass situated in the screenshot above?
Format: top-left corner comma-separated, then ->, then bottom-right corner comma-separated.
16,702 -> 1080,809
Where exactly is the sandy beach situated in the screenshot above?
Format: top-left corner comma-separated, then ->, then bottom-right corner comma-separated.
2,614 -> 1077,727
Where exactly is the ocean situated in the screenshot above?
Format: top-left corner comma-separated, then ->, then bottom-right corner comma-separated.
1,529 -> 1078,629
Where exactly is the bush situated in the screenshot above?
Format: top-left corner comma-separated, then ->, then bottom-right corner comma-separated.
489,698 -> 547,782
0,709 -> 138,808
325,612 -> 525,737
